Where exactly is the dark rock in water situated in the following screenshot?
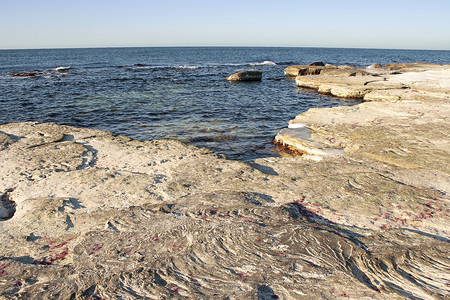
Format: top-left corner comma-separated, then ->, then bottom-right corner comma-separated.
226,71 -> 262,82
308,61 -> 325,66
11,72 -> 38,78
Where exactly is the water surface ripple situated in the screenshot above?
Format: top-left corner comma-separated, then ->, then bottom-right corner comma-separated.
1,47 -> 449,160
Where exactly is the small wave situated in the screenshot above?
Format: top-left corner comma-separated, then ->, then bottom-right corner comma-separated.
127,64 -> 200,70
54,66 -> 71,72
178,65 -> 198,69
130,62 -> 276,70
126,64 -> 168,70
250,61 -> 277,66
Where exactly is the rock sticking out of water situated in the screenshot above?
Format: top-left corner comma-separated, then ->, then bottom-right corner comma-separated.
10,66 -> 71,78
226,70 -> 262,81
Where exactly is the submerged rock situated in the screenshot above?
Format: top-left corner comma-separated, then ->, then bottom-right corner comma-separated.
11,72 -> 38,78
11,67 -> 71,78
226,70 -> 262,81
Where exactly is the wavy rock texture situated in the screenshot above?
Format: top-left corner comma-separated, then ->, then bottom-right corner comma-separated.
0,120 -> 448,299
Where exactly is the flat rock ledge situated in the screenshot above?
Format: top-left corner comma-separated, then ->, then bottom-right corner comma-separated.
1,64 -> 449,299
292,62 -> 450,100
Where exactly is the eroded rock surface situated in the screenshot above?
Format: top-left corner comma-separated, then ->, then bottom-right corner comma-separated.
274,65 -> 449,294
0,119 -> 448,299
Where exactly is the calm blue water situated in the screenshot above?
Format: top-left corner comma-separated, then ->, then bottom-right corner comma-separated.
1,47 -> 449,161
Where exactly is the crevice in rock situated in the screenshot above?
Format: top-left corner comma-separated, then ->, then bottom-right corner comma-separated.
76,143 -> 99,170
346,259 -> 379,291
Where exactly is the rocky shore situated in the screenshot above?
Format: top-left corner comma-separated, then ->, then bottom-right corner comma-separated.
1,63 -> 449,299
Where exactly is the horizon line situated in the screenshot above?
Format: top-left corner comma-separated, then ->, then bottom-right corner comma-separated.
1,45 -> 449,52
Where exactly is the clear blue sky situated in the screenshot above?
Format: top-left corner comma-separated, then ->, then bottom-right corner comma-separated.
1,0 -> 449,50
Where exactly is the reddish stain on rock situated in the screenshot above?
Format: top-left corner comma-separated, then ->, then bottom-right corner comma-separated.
0,263 -> 8,276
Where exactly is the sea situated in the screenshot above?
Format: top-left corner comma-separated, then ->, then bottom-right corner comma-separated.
1,47 -> 449,161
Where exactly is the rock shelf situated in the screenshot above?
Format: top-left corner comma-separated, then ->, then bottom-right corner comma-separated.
290,62 -> 450,100
1,63 -> 449,299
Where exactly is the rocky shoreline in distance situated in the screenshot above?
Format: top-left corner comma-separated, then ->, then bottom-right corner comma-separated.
0,62 -> 449,299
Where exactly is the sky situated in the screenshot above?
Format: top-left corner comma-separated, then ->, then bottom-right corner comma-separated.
1,0 -> 449,50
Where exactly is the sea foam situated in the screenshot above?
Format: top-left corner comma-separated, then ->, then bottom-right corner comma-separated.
250,61 -> 277,66
178,65 -> 198,69
54,66 -> 71,71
